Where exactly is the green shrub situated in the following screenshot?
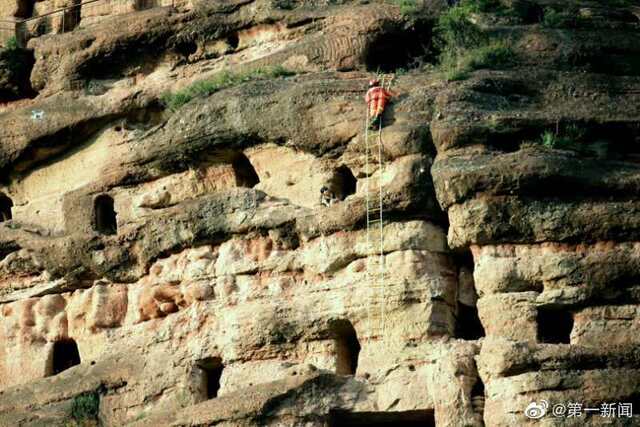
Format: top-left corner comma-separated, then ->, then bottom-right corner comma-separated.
398,0 -> 420,16
541,6 -> 591,28
160,65 -> 296,111
4,36 -> 18,51
540,130 -> 557,148
435,2 -> 486,52
435,2 -> 514,80
539,125 -> 588,151
388,0 -> 423,16
70,392 -> 100,422
541,7 -> 570,28
466,0 -> 542,23
441,40 -> 514,80
1,35 -> 32,79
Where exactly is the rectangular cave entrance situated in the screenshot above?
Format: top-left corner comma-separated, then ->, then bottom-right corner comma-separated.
329,410 -> 435,427
455,303 -> 485,341
537,307 -> 574,344
94,194 -> 117,235
46,339 -> 81,376
232,153 -> 260,188
330,319 -> 361,376
0,193 -> 12,222
196,357 -> 224,399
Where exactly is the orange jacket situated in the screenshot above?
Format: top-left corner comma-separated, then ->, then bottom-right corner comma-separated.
365,86 -> 394,117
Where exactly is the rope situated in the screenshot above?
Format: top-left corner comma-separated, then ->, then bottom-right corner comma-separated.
364,94 -> 373,345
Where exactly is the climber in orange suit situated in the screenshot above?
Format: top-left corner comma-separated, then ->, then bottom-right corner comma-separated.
365,78 -> 395,130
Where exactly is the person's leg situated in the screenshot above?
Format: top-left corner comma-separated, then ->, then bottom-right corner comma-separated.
369,114 -> 381,129
372,100 -> 388,129
368,103 -> 376,129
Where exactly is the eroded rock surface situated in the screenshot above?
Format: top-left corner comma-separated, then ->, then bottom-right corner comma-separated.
0,0 -> 639,426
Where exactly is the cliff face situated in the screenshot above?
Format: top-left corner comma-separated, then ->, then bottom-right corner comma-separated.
0,0 -> 639,425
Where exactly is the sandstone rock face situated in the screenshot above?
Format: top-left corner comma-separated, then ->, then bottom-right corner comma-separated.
427,1 -> 640,425
0,0 -> 639,426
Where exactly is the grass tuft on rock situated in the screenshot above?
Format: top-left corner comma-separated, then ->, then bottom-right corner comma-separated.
539,125 -> 585,150
160,65 -> 296,111
537,125 -> 608,158
69,391 -> 100,425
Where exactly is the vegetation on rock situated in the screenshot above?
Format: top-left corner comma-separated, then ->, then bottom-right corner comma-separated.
1,36 -> 31,78
541,6 -> 588,28
538,125 -> 609,158
389,0 -> 426,17
540,124 -> 584,149
69,391 -> 100,425
434,0 -> 515,80
160,66 -> 296,111
2,0 -> 640,425
0,36 -> 34,99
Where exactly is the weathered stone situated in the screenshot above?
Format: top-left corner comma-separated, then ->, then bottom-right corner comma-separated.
2,0 -> 640,425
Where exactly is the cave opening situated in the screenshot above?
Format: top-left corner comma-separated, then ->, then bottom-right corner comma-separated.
94,194 -> 117,235
0,193 -> 13,222
226,33 -> 240,50
48,339 -> 81,376
364,21 -> 435,73
331,166 -> 357,201
455,251 -> 484,340
329,409 -> 435,427
197,357 -> 224,399
537,307 -> 573,344
175,40 -> 198,58
232,153 -> 260,188
332,320 -> 361,375
456,303 -> 485,340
